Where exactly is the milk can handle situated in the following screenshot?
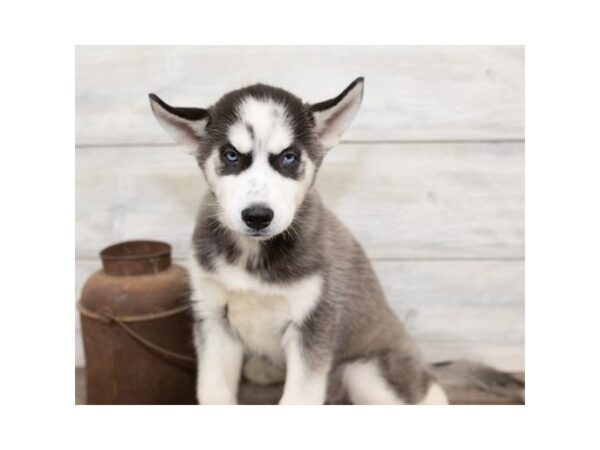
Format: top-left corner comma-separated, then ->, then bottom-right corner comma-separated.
78,302 -> 196,371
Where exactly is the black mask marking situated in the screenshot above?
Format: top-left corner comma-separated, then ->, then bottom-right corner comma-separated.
195,84 -> 324,170
268,147 -> 304,180
216,144 -> 253,176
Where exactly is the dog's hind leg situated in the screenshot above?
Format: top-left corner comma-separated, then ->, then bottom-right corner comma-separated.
342,360 -> 406,404
342,358 -> 449,405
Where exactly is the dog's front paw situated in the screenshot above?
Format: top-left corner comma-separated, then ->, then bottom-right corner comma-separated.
197,393 -> 237,405
197,386 -> 238,405
278,394 -> 324,405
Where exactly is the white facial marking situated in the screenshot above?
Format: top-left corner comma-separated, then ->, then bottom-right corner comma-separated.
238,97 -> 293,153
204,96 -> 315,238
227,122 -> 253,154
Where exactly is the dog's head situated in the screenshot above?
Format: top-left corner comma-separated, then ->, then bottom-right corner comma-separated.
149,78 -> 364,239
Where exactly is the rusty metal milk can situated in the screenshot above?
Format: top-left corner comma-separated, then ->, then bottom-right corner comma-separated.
78,240 -> 197,404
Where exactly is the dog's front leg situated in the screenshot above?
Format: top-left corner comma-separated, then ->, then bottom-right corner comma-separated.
279,325 -> 331,405
195,318 -> 243,405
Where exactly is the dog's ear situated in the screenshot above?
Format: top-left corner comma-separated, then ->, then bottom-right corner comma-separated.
149,94 -> 210,153
309,77 -> 364,149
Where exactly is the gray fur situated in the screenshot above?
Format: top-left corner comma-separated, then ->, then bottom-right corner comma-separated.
150,79 -> 523,404
192,188 -> 434,402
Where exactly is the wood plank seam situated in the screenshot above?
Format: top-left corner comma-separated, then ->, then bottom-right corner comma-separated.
76,139 -> 525,148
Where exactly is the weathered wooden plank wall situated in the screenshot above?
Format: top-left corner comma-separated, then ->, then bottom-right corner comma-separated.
75,46 -> 524,370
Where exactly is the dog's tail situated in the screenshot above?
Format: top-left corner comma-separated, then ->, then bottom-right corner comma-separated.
430,360 -> 525,404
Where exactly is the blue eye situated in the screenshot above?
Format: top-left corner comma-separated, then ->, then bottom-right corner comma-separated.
281,152 -> 297,166
223,149 -> 239,163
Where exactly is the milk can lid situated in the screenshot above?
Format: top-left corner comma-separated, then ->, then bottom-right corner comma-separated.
100,240 -> 172,276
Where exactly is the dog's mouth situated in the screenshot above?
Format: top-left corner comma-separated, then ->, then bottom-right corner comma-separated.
238,224 -> 285,240
245,230 -> 273,240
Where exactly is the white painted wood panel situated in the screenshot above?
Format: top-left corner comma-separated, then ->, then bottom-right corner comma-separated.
74,259 -> 523,370
75,46 -> 524,373
76,142 -> 524,259
75,46 -> 524,144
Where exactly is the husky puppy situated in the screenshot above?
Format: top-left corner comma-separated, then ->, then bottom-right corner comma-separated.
149,79 -> 523,405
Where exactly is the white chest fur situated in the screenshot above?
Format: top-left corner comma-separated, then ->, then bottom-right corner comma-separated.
187,251 -> 323,363
226,290 -> 291,363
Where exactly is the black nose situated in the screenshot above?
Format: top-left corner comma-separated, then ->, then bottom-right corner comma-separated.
242,205 -> 274,230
